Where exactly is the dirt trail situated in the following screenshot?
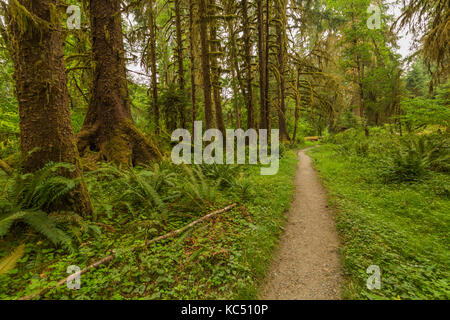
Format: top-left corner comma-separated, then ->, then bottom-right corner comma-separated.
260,148 -> 342,300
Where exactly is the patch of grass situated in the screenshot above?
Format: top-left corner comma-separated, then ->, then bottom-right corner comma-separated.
309,145 -> 450,300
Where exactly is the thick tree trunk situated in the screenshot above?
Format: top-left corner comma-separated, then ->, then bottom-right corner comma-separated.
198,0 -> 214,129
174,0 -> 186,128
276,0 -> 289,141
356,59 -> 369,137
209,0 -> 226,133
78,0 -> 161,167
7,0 -> 92,215
149,0 -> 160,131
189,0 -> 198,130
264,0 -> 270,130
257,0 -> 267,129
226,18 -> 243,129
292,68 -> 301,143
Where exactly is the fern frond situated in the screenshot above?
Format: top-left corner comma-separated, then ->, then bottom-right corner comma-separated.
0,211 -> 28,236
0,244 -> 25,276
22,211 -> 73,251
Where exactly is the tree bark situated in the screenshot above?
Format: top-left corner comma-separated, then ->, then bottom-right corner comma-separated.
275,0 -> 289,141
148,0 -> 160,131
78,0 -> 161,167
241,0 -> 254,130
209,0 -> 226,133
257,0 -> 267,129
264,0 -> 270,130
226,17 -> 243,129
292,67 -> 301,143
189,0 -> 198,129
198,0 -> 214,129
174,0 -> 186,128
7,0 -> 92,215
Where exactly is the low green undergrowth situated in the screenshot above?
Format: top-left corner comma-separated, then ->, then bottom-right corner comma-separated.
0,150 -> 298,300
309,141 -> 449,300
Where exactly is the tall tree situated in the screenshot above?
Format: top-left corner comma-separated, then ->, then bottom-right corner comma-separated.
174,0 -> 186,128
198,0 -> 214,129
148,0 -> 160,131
209,0 -> 226,133
241,0 -> 254,129
225,0 -> 243,128
77,0 -> 161,166
275,0 -> 289,141
6,0 -> 92,215
257,0 -> 267,129
188,0 -> 198,129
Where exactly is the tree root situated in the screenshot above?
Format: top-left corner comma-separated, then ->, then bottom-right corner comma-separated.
77,120 -> 162,168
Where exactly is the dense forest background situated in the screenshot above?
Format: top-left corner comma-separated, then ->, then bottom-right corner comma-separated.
0,0 -> 448,300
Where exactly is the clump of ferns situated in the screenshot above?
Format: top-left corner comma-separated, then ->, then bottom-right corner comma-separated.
0,162 -> 99,253
175,165 -> 220,212
86,163 -> 179,223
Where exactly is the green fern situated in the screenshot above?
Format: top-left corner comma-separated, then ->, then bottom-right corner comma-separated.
0,244 -> 25,276
179,166 -> 218,210
6,162 -> 79,210
0,162 -> 87,251
86,164 -> 178,218
383,135 -> 450,182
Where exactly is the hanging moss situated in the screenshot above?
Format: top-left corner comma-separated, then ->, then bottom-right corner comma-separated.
8,0 -> 50,37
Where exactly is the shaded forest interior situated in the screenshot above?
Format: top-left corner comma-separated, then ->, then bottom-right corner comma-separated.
0,0 -> 448,300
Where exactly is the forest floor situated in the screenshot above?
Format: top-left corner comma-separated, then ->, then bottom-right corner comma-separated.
260,148 -> 342,299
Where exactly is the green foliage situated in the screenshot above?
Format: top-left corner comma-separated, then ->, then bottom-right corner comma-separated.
86,163 -> 179,222
5,162 -> 80,211
0,244 -> 25,276
159,84 -> 190,131
381,135 -> 449,182
310,145 -> 450,299
0,163 -> 92,251
200,163 -> 240,189
177,166 -> 218,211
405,61 -> 430,97
400,81 -> 450,130
0,150 -> 300,300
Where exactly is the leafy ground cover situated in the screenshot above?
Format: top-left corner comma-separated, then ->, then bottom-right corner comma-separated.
309,131 -> 449,300
0,150 -> 298,300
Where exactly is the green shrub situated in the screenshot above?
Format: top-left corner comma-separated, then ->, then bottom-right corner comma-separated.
0,163 -> 92,251
382,135 -> 449,182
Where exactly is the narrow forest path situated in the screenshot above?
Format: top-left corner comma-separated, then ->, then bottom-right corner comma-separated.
260,148 -> 342,300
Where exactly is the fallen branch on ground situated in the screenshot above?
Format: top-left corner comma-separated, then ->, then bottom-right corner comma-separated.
18,203 -> 237,300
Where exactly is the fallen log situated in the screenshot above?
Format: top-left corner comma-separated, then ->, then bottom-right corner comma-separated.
304,136 -> 320,142
19,203 -> 237,300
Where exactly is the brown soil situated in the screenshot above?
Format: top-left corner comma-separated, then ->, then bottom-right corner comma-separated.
260,148 -> 342,300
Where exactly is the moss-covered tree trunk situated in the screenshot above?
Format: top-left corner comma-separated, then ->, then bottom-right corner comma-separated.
198,0 -> 214,129
241,0 -> 254,130
257,0 -> 267,129
174,0 -> 186,128
275,0 -> 289,141
148,0 -> 159,132
208,0 -> 225,133
7,0 -> 93,216
78,0 -> 161,166
188,0 -> 198,129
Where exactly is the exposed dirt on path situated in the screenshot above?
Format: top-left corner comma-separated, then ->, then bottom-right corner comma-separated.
260,148 -> 342,300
